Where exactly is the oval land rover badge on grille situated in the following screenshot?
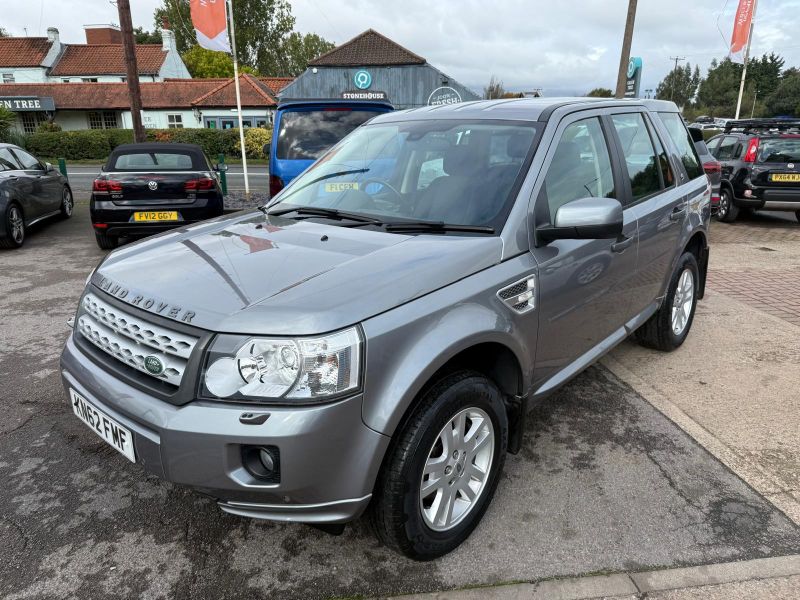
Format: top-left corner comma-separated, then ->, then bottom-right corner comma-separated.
144,355 -> 165,375
148,181 -> 158,190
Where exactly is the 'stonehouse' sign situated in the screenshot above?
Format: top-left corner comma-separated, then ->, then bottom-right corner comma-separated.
0,96 -> 56,112
624,57 -> 643,99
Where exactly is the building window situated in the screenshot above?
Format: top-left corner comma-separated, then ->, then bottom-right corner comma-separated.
62,78 -> 71,83
82,77 -> 98,83
87,111 -> 118,129
21,113 -> 46,134
167,114 -> 184,129
2,73 -> 15,83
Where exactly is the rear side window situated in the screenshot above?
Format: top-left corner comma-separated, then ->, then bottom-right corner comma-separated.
541,117 -> 615,218
758,138 -> 800,163
111,152 -> 194,171
657,112 -> 704,180
706,137 -> 722,154
611,113 -> 661,201
276,110 -> 379,160
12,149 -> 42,170
716,136 -> 739,161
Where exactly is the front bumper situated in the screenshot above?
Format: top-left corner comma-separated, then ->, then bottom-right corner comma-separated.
733,187 -> 800,211
60,333 -> 389,523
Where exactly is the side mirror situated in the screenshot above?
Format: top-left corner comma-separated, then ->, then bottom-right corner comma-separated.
538,197 -> 623,242
214,163 -> 229,172
45,162 -> 54,172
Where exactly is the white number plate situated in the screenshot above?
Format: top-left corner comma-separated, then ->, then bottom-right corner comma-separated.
70,389 -> 136,462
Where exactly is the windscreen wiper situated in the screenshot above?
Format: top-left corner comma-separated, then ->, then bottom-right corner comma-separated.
383,221 -> 495,234
266,205 -> 385,224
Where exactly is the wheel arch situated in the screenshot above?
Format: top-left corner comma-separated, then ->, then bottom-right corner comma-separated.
683,230 -> 709,299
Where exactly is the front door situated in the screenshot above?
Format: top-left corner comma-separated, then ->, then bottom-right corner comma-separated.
531,114 -> 639,387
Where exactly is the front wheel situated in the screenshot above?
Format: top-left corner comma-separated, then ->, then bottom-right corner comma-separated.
371,371 -> 508,560
60,186 -> 74,219
95,231 -> 118,250
716,189 -> 739,223
634,252 -> 699,352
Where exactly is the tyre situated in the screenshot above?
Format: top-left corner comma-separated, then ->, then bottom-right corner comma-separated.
95,231 -> 119,250
716,189 -> 739,223
371,370 -> 508,560
60,186 -> 74,219
634,252 -> 700,352
0,203 -> 25,249
795,210 -> 800,224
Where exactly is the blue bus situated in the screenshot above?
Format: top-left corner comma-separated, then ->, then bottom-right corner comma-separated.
268,99 -> 393,197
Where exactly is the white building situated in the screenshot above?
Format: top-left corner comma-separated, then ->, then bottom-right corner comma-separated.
0,25 -> 190,85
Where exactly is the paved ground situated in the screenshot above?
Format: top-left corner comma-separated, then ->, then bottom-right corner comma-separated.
0,207 -> 798,599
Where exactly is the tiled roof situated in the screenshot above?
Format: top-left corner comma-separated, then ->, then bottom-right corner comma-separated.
0,76 -> 280,109
308,29 -> 425,67
0,37 -> 52,68
258,76 -> 294,95
50,44 -> 167,76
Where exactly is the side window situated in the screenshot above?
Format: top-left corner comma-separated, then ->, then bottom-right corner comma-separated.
706,136 -> 722,155
541,117 -> 615,219
716,136 -> 739,161
657,112 -> 704,180
12,149 -> 43,170
0,148 -> 20,171
611,113 -> 661,201
648,118 -> 675,188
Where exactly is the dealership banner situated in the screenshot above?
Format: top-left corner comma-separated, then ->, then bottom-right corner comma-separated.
730,0 -> 756,64
190,0 -> 231,53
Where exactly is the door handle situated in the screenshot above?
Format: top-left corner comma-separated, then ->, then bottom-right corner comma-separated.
611,235 -> 634,253
669,206 -> 687,221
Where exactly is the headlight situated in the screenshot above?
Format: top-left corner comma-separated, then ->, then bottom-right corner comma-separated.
202,327 -> 362,403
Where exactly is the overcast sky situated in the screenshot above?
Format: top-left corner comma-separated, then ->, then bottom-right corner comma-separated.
4,0 -> 800,95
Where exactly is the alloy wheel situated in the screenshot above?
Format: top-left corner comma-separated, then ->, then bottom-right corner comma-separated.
671,268 -> 695,335
419,407 -> 494,532
9,206 -> 24,244
718,193 -> 729,219
62,188 -> 73,216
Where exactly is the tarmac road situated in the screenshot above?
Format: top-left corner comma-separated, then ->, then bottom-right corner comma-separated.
0,206 -> 798,599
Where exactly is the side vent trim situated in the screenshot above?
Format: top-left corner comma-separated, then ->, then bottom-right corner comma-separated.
497,275 -> 537,314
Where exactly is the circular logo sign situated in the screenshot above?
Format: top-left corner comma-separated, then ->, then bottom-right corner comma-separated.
353,70 -> 372,90
627,57 -> 642,79
148,181 -> 158,191
144,355 -> 165,376
427,86 -> 462,107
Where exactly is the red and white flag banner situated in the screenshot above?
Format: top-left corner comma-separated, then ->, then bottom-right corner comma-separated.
729,0 -> 756,64
190,0 -> 231,53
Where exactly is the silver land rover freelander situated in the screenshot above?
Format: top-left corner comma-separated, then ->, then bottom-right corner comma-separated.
61,98 -> 711,559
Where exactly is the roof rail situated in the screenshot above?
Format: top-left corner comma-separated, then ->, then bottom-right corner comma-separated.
724,118 -> 800,133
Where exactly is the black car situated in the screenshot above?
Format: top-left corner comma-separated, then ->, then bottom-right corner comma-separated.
91,143 -> 225,249
0,143 -> 73,249
706,119 -> 800,223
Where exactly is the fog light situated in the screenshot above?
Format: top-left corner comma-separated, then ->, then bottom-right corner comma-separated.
744,189 -> 753,198
241,445 -> 280,483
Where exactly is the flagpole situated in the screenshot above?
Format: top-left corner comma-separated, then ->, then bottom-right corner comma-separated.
734,0 -> 758,120
226,0 -> 249,194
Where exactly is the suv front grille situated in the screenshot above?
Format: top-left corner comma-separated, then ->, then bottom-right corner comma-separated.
77,293 -> 198,386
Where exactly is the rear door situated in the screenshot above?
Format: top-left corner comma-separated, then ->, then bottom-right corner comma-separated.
531,112 -> 639,386
10,148 -> 57,218
749,136 -> 800,195
608,110 -> 686,314
713,135 -> 741,181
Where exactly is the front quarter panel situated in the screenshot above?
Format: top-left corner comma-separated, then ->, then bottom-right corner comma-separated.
360,253 -> 539,436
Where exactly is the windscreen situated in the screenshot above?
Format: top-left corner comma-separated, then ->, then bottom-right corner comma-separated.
272,119 -> 539,230
110,152 -> 196,171
757,138 -> 800,163
276,110 -> 381,160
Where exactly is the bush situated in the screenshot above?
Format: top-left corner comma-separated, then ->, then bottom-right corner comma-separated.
36,121 -> 62,133
237,127 -> 272,159
24,126 -> 273,161
0,106 -> 17,142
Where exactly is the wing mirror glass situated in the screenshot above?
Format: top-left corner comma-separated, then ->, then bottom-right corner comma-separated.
214,163 -> 229,172
538,197 -> 624,242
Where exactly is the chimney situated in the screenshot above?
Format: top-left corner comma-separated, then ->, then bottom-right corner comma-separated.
46,27 -> 60,43
83,24 -> 122,44
162,28 -> 177,52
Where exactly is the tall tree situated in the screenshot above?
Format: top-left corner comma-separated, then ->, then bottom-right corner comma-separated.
765,70 -> 800,117
133,26 -> 162,45
655,62 -> 700,107
154,0 -> 327,76
484,75 -> 505,100
695,58 -> 743,116
181,45 -> 256,78
275,32 -> 335,76
586,87 -> 614,97
0,27 -> 9,37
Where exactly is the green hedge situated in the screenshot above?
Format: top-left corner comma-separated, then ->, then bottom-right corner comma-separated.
25,127 -> 271,161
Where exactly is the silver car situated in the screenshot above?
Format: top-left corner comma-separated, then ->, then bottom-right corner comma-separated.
60,98 -> 711,559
